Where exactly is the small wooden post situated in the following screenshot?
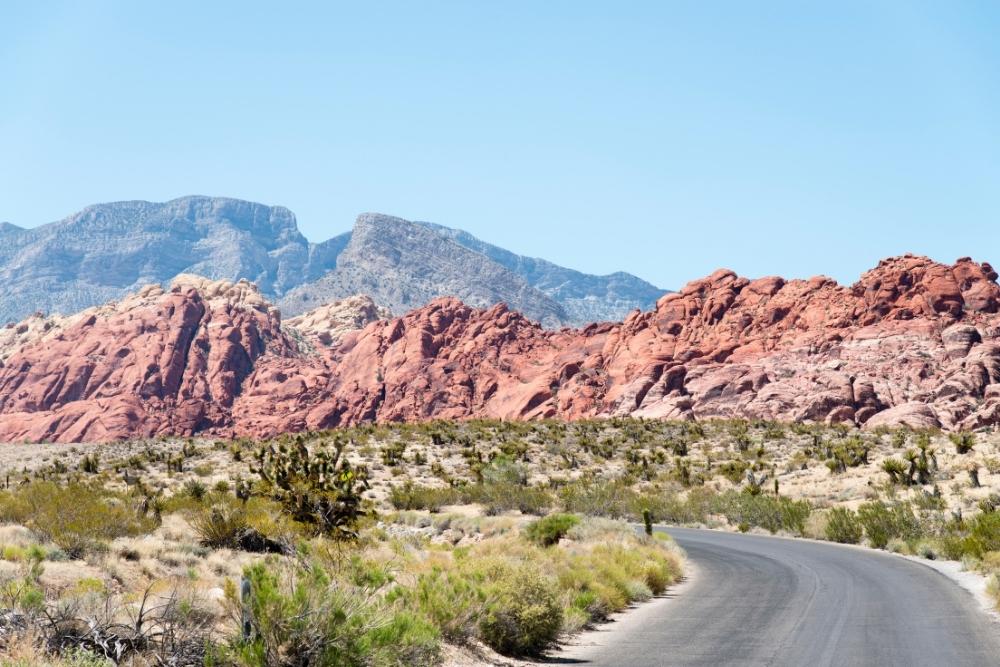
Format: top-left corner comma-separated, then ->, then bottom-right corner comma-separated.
241,576 -> 253,641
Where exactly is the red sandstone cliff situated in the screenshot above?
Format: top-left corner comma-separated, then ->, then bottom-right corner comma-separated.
1,255 -> 998,442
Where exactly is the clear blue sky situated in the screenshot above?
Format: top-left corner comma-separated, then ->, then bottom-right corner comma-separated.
2,2 -> 998,289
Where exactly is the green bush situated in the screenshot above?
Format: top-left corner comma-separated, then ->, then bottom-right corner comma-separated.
558,478 -> 638,519
192,497 -> 299,553
0,482 -> 158,558
718,459 -> 749,485
943,512 -> 1000,559
824,507 -> 862,544
251,437 -> 372,539
479,565 -> 562,657
389,567 -> 487,643
856,501 -> 920,550
462,482 -> 552,516
193,502 -> 250,549
388,482 -> 457,512
228,558 -> 439,667
479,456 -> 529,486
182,479 -> 208,501
969,512 -> 1000,554
950,431 -> 976,455
524,514 -> 581,547
710,490 -> 810,535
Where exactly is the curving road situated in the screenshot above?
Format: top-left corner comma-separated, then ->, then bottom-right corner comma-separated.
555,527 -> 1000,666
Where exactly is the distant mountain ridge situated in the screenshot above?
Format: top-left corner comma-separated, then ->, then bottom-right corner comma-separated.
0,196 -> 665,326
0,197 -> 338,323
416,221 -> 665,325
277,213 -> 571,327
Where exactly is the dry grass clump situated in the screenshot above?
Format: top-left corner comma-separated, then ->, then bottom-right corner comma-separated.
386,515 -> 683,657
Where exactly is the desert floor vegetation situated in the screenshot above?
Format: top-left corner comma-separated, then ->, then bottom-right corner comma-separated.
2,417 -> 1000,664
0,420 -> 695,666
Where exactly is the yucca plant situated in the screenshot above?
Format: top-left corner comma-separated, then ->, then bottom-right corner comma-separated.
950,431 -> 976,455
881,457 -> 907,485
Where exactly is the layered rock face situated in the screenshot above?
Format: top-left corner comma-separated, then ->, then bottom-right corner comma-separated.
0,255 -> 998,442
609,256 -> 1000,430
0,277 -> 301,442
284,296 -> 391,347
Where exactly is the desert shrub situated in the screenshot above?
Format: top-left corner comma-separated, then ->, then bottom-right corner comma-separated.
461,482 -> 552,516
227,558 -> 439,667
986,572 -> 1000,609
574,543 -> 676,608
881,458 -> 908,485
388,567 -> 487,644
912,490 -> 947,511
480,456 -> 528,486
558,478 -> 715,526
856,501 -> 921,549
963,512 -> 1000,558
0,482 -> 157,558
950,431 -> 976,455
641,550 -> 681,595
452,456 -> 553,516
558,478 -> 637,518
633,487 -> 714,525
0,581 -> 214,666
711,490 -> 810,535
182,479 -> 208,502
478,565 -> 562,657
192,498 -> 295,553
524,514 -> 580,547
824,507 -> 862,544
718,459 -> 749,485
193,502 -> 250,549
193,463 -> 215,477
388,482 -> 458,512
979,494 -> 1000,514
78,453 -> 100,474
936,512 -> 1000,561
939,533 -> 975,561
544,524 -> 681,627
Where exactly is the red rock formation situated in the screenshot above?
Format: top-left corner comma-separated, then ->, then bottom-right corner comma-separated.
1,255 -> 999,442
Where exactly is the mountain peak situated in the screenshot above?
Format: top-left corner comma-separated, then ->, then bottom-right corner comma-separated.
280,212 -> 569,327
0,197 -> 665,328
0,197 -> 330,324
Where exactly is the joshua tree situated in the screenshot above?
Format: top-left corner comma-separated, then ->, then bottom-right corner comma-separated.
968,464 -> 981,489
745,470 -> 769,496
950,431 -> 976,455
252,435 -> 371,539
882,458 -> 907,485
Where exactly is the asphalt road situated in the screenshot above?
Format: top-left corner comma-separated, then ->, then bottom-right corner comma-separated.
554,527 -> 1000,666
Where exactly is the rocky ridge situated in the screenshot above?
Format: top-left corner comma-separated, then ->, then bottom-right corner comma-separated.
284,295 -> 391,348
277,213 -> 571,327
0,255 -> 997,442
0,196 -> 345,324
2,197 -> 662,327
415,221 -> 664,325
